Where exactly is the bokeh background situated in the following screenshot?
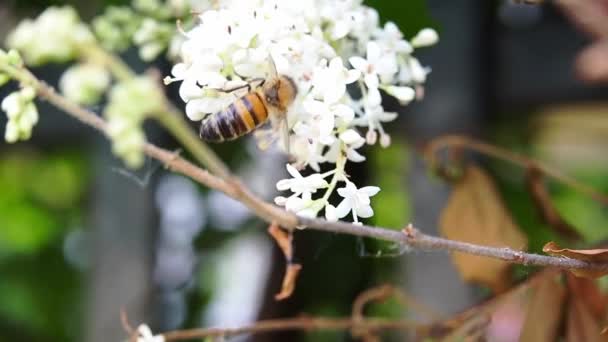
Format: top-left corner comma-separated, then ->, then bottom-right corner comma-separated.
1,0 -> 607,341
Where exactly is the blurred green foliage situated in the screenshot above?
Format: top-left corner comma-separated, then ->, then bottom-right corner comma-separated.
0,148 -> 89,341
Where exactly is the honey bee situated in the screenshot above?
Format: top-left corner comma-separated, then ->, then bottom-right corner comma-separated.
199,59 -> 297,148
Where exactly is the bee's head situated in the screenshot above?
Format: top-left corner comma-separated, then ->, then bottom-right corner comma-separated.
263,75 -> 297,112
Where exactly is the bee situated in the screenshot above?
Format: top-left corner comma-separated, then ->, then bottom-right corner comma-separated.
199,59 -> 297,149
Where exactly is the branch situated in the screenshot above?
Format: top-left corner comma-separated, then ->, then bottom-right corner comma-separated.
161,317 -> 418,341
14,67 -> 608,275
425,135 -> 608,206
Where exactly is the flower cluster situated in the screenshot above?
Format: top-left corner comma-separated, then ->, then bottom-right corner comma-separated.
93,0 -> 191,61
1,86 -> 38,143
59,63 -> 111,105
169,0 -> 437,222
104,76 -> 164,168
6,6 -> 94,65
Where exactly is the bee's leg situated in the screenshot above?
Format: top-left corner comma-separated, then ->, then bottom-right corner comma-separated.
215,78 -> 265,94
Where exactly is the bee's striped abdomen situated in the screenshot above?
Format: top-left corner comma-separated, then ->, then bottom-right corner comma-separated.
200,92 -> 269,142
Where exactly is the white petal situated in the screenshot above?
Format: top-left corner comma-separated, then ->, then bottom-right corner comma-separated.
337,182 -> 355,198
328,57 -> 344,71
366,41 -> 381,63
335,199 -> 351,219
411,28 -> 439,48
331,20 -> 350,40
386,86 -> 415,104
359,186 -> 380,197
185,100 -> 206,121
339,129 -> 363,145
366,87 -> 381,107
276,179 -> 293,191
357,205 -> 374,218
345,69 -> 361,84
285,196 -> 307,212
325,83 -> 345,104
348,56 -> 368,72
306,174 -> 329,189
364,73 -> 379,90
285,163 -> 302,178
409,58 -> 427,83
378,111 -> 399,122
171,63 -> 188,78
325,204 -> 338,221
333,104 -> 354,123
178,80 -> 202,101
274,196 -> 287,206
346,148 -> 366,162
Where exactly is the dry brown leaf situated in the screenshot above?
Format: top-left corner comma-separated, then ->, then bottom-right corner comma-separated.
566,293 -> 605,342
274,263 -> 302,301
543,242 -> 608,278
520,273 -> 567,342
526,167 -> 582,240
268,222 -> 293,261
440,165 -> 528,292
567,274 -> 608,321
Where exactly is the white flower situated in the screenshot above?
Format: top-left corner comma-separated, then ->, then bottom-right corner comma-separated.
311,57 -> 360,104
411,28 -> 439,48
59,63 -> 111,105
136,324 -> 164,342
349,41 -> 397,106
373,22 -> 412,54
335,182 -> 380,223
325,129 -> 366,163
276,164 -> 328,196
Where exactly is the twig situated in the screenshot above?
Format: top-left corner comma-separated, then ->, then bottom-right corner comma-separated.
425,135 -> 608,205
161,316 -> 419,341
14,67 -> 608,276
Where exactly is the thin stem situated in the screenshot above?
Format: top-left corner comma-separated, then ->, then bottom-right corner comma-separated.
426,135 -> 608,205
320,150 -> 346,205
81,45 -> 135,82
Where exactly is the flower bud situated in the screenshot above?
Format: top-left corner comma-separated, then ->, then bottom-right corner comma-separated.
380,133 -> 391,147
411,28 -> 439,48
366,129 -> 377,145
7,49 -> 23,66
59,63 -> 111,105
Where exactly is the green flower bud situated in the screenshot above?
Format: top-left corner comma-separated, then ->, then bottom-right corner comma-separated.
7,49 -> 23,67
59,63 -> 111,105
